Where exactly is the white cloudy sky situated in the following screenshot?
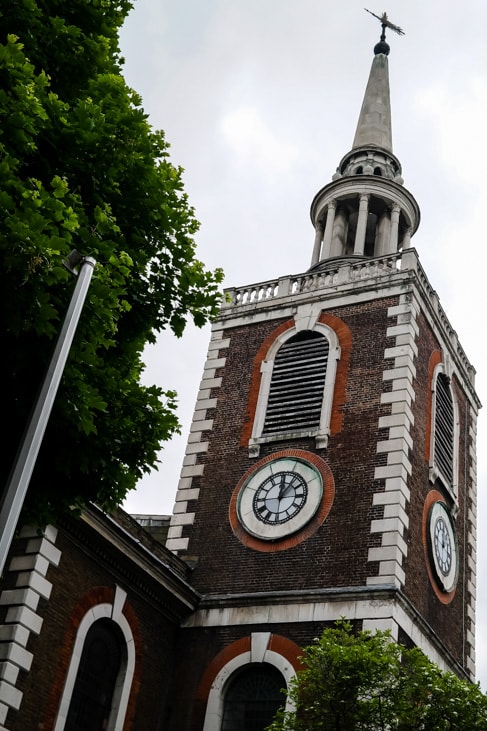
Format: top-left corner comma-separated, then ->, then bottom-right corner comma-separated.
119,0 -> 487,686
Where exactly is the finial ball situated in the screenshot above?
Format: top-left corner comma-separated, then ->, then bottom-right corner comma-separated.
374,40 -> 390,56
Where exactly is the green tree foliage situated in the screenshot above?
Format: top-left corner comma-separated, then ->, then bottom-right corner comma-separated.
0,0 -> 223,524
268,621 -> 487,730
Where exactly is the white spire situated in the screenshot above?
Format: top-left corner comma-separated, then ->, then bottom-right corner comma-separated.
352,51 -> 393,151
309,34 -> 420,268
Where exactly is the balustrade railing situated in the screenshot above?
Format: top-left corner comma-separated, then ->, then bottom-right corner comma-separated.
224,252 -> 403,308
222,249 -> 475,385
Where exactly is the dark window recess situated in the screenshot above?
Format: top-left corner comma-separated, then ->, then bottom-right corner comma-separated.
221,665 -> 285,731
64,619 -> 123,731
434,373 -> 454,485
262,331 -> 329,434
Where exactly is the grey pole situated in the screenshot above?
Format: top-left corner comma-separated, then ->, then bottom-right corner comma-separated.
0,253 -> 96,574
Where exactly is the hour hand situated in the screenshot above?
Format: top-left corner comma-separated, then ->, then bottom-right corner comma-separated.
278,475 -> 289,499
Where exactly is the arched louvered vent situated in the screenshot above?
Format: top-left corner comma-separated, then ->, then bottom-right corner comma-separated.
434,373 -> 454,485
262,331 -> 329,435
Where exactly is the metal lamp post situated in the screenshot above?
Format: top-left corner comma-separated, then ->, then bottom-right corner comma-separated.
0,252 -> 96,574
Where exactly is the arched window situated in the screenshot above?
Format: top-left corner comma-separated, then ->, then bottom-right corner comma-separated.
433,373 -> 454,485
249,324 -> 340,456
201,633 -> 297,731
430,365 -> 459,502
221,665 -> 284,731
53,587 -> 135,731
262,331 -> 329,435
64,619 -> 123,731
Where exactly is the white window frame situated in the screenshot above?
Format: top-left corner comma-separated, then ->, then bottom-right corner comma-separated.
249,322 -> 341,457
429,362 -> 460,506
53,585 -> 135,731
202,632 -> 295,731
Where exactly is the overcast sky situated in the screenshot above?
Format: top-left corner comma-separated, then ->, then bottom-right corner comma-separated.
118,0 -> 487,686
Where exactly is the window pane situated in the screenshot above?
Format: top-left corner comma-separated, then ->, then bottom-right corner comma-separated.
221,665 -> 284,731
64,619 -> 122,731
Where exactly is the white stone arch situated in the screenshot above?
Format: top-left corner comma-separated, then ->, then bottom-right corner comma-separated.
429,360 -> 460,505
202,632 -> 296,731
249,316 -> 341,456
53,585 -> 135,731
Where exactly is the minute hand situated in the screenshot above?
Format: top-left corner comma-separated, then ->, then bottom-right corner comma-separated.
278,476 -> 293,500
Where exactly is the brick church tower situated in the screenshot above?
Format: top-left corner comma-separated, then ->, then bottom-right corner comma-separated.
165,25 -> 480,731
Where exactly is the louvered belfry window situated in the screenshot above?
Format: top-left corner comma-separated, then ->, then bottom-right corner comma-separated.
262,331 -> 329,435
434,373 -> 454,485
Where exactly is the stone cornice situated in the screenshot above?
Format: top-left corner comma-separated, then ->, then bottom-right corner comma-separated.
186,584 -> 470,681
59,506 -> 200,622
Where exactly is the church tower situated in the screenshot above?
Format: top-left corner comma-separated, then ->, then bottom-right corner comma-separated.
165,22 -> 480,731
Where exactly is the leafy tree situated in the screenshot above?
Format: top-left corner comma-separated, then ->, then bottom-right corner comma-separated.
267,620 -> 487,730
0,1 -> 223,524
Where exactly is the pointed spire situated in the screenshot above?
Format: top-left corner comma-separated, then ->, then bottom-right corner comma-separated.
352,50 -> 392,151
308,20 -> 420,269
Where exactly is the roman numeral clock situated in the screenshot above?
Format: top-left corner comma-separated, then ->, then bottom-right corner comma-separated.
229,449 -> 335,551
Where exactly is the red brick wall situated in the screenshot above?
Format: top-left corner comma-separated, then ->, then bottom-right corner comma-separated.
185,298 -> 398,596
166,621 -> 347,731
5,526 -> 182,731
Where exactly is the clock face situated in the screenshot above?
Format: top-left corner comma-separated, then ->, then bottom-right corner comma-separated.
237,457 -> 323,541
253,471 -> 308,525
434,516 -> 452,575
428,501 -> 458,593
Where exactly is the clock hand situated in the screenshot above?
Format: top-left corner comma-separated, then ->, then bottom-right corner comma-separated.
278,474 -> 288,500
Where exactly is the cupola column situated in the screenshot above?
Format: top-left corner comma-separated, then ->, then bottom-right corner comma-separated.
354,193 -> 370,255
311,221 -> 324,266
389,203 -> 401,253
402,226 -> 412,249
321,199 -> 337,260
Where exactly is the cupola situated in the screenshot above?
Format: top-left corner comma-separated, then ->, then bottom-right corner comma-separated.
309,17 -> 420,268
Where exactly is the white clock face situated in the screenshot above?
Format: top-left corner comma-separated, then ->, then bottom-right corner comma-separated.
428,501 -> 458,593
237,457 -> 323,541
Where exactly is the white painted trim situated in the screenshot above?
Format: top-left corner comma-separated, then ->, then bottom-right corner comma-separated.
185,597 -> 458,678
167,329 -> 228,554
248,316 -> 341,456
183,596 -> 395,628
368,294 -> 417,589
53,586 -> 134,731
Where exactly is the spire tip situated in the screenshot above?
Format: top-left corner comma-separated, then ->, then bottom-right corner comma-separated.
364,9 -> 405,53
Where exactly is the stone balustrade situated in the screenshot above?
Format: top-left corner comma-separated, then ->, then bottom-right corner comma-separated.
222,249 -> 476,390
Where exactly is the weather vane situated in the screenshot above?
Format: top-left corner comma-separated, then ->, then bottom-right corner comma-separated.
364,9 -> 405,40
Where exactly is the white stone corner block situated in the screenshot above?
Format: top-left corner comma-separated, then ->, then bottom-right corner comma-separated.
0,643 -> 33,672
8,554 -> 50,576
15,572 -> 52,601
25,537 -> 61,567
165,538 -> 189,553
0,624 -> 29,647
4,606 -> 43,636
0,680 -> 22,710
0,662 -> 19,686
